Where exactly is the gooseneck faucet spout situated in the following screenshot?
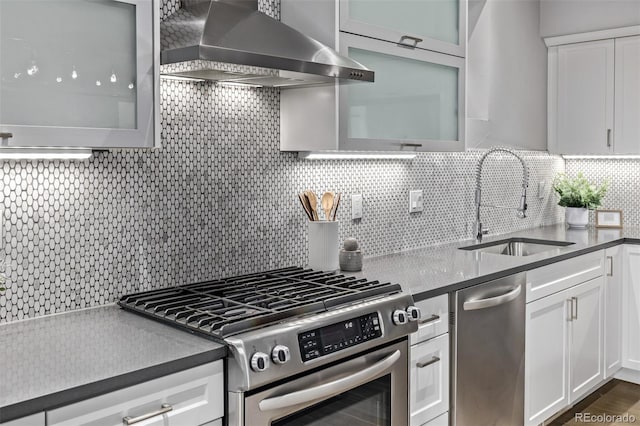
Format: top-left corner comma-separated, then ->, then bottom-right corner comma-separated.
474,147 -> 529,241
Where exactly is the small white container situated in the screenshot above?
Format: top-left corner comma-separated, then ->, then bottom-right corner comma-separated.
566,207 -> 589,228
308,221 -> 339,271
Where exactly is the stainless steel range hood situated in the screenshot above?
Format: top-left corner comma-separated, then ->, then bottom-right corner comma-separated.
160,0 -> 374,88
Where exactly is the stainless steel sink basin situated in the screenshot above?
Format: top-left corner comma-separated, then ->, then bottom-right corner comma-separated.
459,238 -> 575,256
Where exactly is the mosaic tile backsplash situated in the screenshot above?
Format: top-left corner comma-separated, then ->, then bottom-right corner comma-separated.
566,159 -> 640,226
0,0 -> 565,323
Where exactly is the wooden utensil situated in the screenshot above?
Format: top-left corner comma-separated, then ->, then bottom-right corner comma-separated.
304,190 -> 319,221
330,192 -> 341,221
298,192 -> 313,221
321,191 -> 335,221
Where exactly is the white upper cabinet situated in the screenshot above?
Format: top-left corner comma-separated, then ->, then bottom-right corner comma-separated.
340,0 -> 465,57
280,0 -> 466,153
614,36 -> 640,154
548,33 -> 640,155
0,0 -> 159,149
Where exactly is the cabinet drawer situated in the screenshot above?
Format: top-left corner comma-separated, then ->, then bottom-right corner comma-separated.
48,362 -> 223,426
410,333 -> 449,426
526,251 -> 604,303
410,294 -> 449,345
421,411 -> 449,426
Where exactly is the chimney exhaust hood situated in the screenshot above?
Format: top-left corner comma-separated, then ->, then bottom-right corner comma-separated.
160,0 -> 374,88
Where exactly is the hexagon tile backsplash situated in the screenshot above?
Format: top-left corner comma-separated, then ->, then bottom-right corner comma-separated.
0,0 -> 565,323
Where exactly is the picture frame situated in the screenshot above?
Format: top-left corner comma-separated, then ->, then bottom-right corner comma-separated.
595,209 -> 623,229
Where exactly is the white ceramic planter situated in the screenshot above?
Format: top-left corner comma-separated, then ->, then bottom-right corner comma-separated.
565,207 -> 589,228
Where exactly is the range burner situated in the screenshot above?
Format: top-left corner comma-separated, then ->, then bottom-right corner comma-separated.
118,267 -> 400,340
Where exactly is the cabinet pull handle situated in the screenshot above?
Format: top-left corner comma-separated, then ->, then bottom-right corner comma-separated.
416,356 -> 441,368
398,35 -> 423,48
567,298 -> 573,321
607,129 -> 612,148
0,133 -> 13,139
607,256 -> 614,276
572,296 -> 578,320
418,314 -> 440,325
123,403 -> 173,425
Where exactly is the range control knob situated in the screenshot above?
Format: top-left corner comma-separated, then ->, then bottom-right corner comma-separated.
392,309 -> 408,325
271,345 -> 291,365
406,306 -> 421,322
250,352 -> 270,372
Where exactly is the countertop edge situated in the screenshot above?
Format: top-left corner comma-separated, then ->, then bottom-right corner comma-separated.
411,237 -> 631,302
0,346 -> 227,423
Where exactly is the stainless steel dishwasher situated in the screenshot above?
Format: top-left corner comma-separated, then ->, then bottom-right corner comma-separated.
452,273 -> 526,426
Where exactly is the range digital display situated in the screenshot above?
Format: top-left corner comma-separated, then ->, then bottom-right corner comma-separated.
298,313 -> 382,361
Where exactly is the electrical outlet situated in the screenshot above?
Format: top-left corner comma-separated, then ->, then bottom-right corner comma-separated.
409,190 -> 424,213
351,194 -> 363,220
538,181 -> 546,199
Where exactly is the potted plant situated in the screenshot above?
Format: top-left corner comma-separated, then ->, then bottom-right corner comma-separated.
552,172 -> 608,228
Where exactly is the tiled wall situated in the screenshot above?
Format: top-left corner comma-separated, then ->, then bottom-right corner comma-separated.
0,0 -> 565,324
565,159 -> 640,226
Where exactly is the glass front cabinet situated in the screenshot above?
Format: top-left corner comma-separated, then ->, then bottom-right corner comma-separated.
0,0 -> 159,149
281,0 -> 466,153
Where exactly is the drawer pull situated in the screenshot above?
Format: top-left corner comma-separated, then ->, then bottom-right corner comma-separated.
123,403 -> 173,425
398,35 -> 423,48
0,133 -> 13,139
418,314 -> 440,325
416,356 -> 441,368
607,256 -> 614,276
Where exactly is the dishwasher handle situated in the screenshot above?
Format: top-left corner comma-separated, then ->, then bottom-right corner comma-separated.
463,285 -> 521,311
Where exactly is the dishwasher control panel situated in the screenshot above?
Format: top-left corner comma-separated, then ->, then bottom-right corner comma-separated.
298,312 -> 382,361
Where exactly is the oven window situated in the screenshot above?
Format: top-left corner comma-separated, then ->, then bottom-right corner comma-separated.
273,375 -> 391,426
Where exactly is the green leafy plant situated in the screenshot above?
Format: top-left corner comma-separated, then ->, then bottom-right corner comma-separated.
552,172 -> 608,209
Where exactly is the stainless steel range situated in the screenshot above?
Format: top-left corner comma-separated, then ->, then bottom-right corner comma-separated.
119,267 -> 419,426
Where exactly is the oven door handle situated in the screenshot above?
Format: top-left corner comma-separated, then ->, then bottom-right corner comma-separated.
258,349 -> 401,412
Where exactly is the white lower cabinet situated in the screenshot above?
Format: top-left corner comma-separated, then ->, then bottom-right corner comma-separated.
622,245 -> 640,371
0,413 -> 45,426
604,245 -> 623,377
525,276 -> 604,426
47,362 -> 224,426
409,295 -> 449,426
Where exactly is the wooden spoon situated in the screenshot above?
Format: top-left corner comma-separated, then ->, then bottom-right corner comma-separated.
330,192 -> 341,221
298,192 -> 313,221
304,190 -> 319,221
321,191 -> 335,221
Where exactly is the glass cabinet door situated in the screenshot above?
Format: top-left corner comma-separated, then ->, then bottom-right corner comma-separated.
338,33 -> 465,152
340,0 -> 465,57
0,0 -> 158,148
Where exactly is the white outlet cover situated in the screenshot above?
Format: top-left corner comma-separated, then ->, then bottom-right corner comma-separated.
351,194 -> 363,220
409,190 -> 424,213
538,181 -> 546,199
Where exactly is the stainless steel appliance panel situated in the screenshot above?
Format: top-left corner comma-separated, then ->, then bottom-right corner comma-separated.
452,273 -> 526,426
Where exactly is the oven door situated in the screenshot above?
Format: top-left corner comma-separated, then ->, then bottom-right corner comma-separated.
242,340 -> 408,426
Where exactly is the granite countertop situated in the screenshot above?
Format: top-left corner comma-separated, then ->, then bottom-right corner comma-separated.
353,223 -> 640,302
0,305 -> 226,423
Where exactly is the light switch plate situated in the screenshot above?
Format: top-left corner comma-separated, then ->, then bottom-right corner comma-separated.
538,181 -> 546,199
351,194 -> 363,220
409,190 -> 424,213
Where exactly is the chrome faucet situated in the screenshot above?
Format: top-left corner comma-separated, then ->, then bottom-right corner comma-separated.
474,147 -> 529,241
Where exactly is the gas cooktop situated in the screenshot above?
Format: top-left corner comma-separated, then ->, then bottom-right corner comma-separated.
118,266 -> 401,340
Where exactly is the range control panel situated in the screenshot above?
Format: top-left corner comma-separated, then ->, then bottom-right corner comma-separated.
298,312 -> 382,362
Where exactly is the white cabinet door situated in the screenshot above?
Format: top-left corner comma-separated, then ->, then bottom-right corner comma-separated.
0,0 -> 159,148
623,245 -> 640,371
551,39 -> 614,154
525,288 -> 570,426
0,413 -> 44,426
420,411 -> 449,426
568,277 -> 604,403
604,246 -> 623,377
47,362 -> 223,426
410,334 -> 449,426
339,0 -> 465,57
614,36 -> 640,154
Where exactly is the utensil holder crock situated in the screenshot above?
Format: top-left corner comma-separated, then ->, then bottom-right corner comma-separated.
308,221 -> 339,271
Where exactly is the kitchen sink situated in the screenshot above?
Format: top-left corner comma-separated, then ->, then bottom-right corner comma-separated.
459,238 -> 575,256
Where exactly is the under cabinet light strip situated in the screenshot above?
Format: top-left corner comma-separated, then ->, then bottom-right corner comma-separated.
160,75 -> 206,82
563,155 -> 640,160
0,149 -> 93,160
299,151 -> 417,160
